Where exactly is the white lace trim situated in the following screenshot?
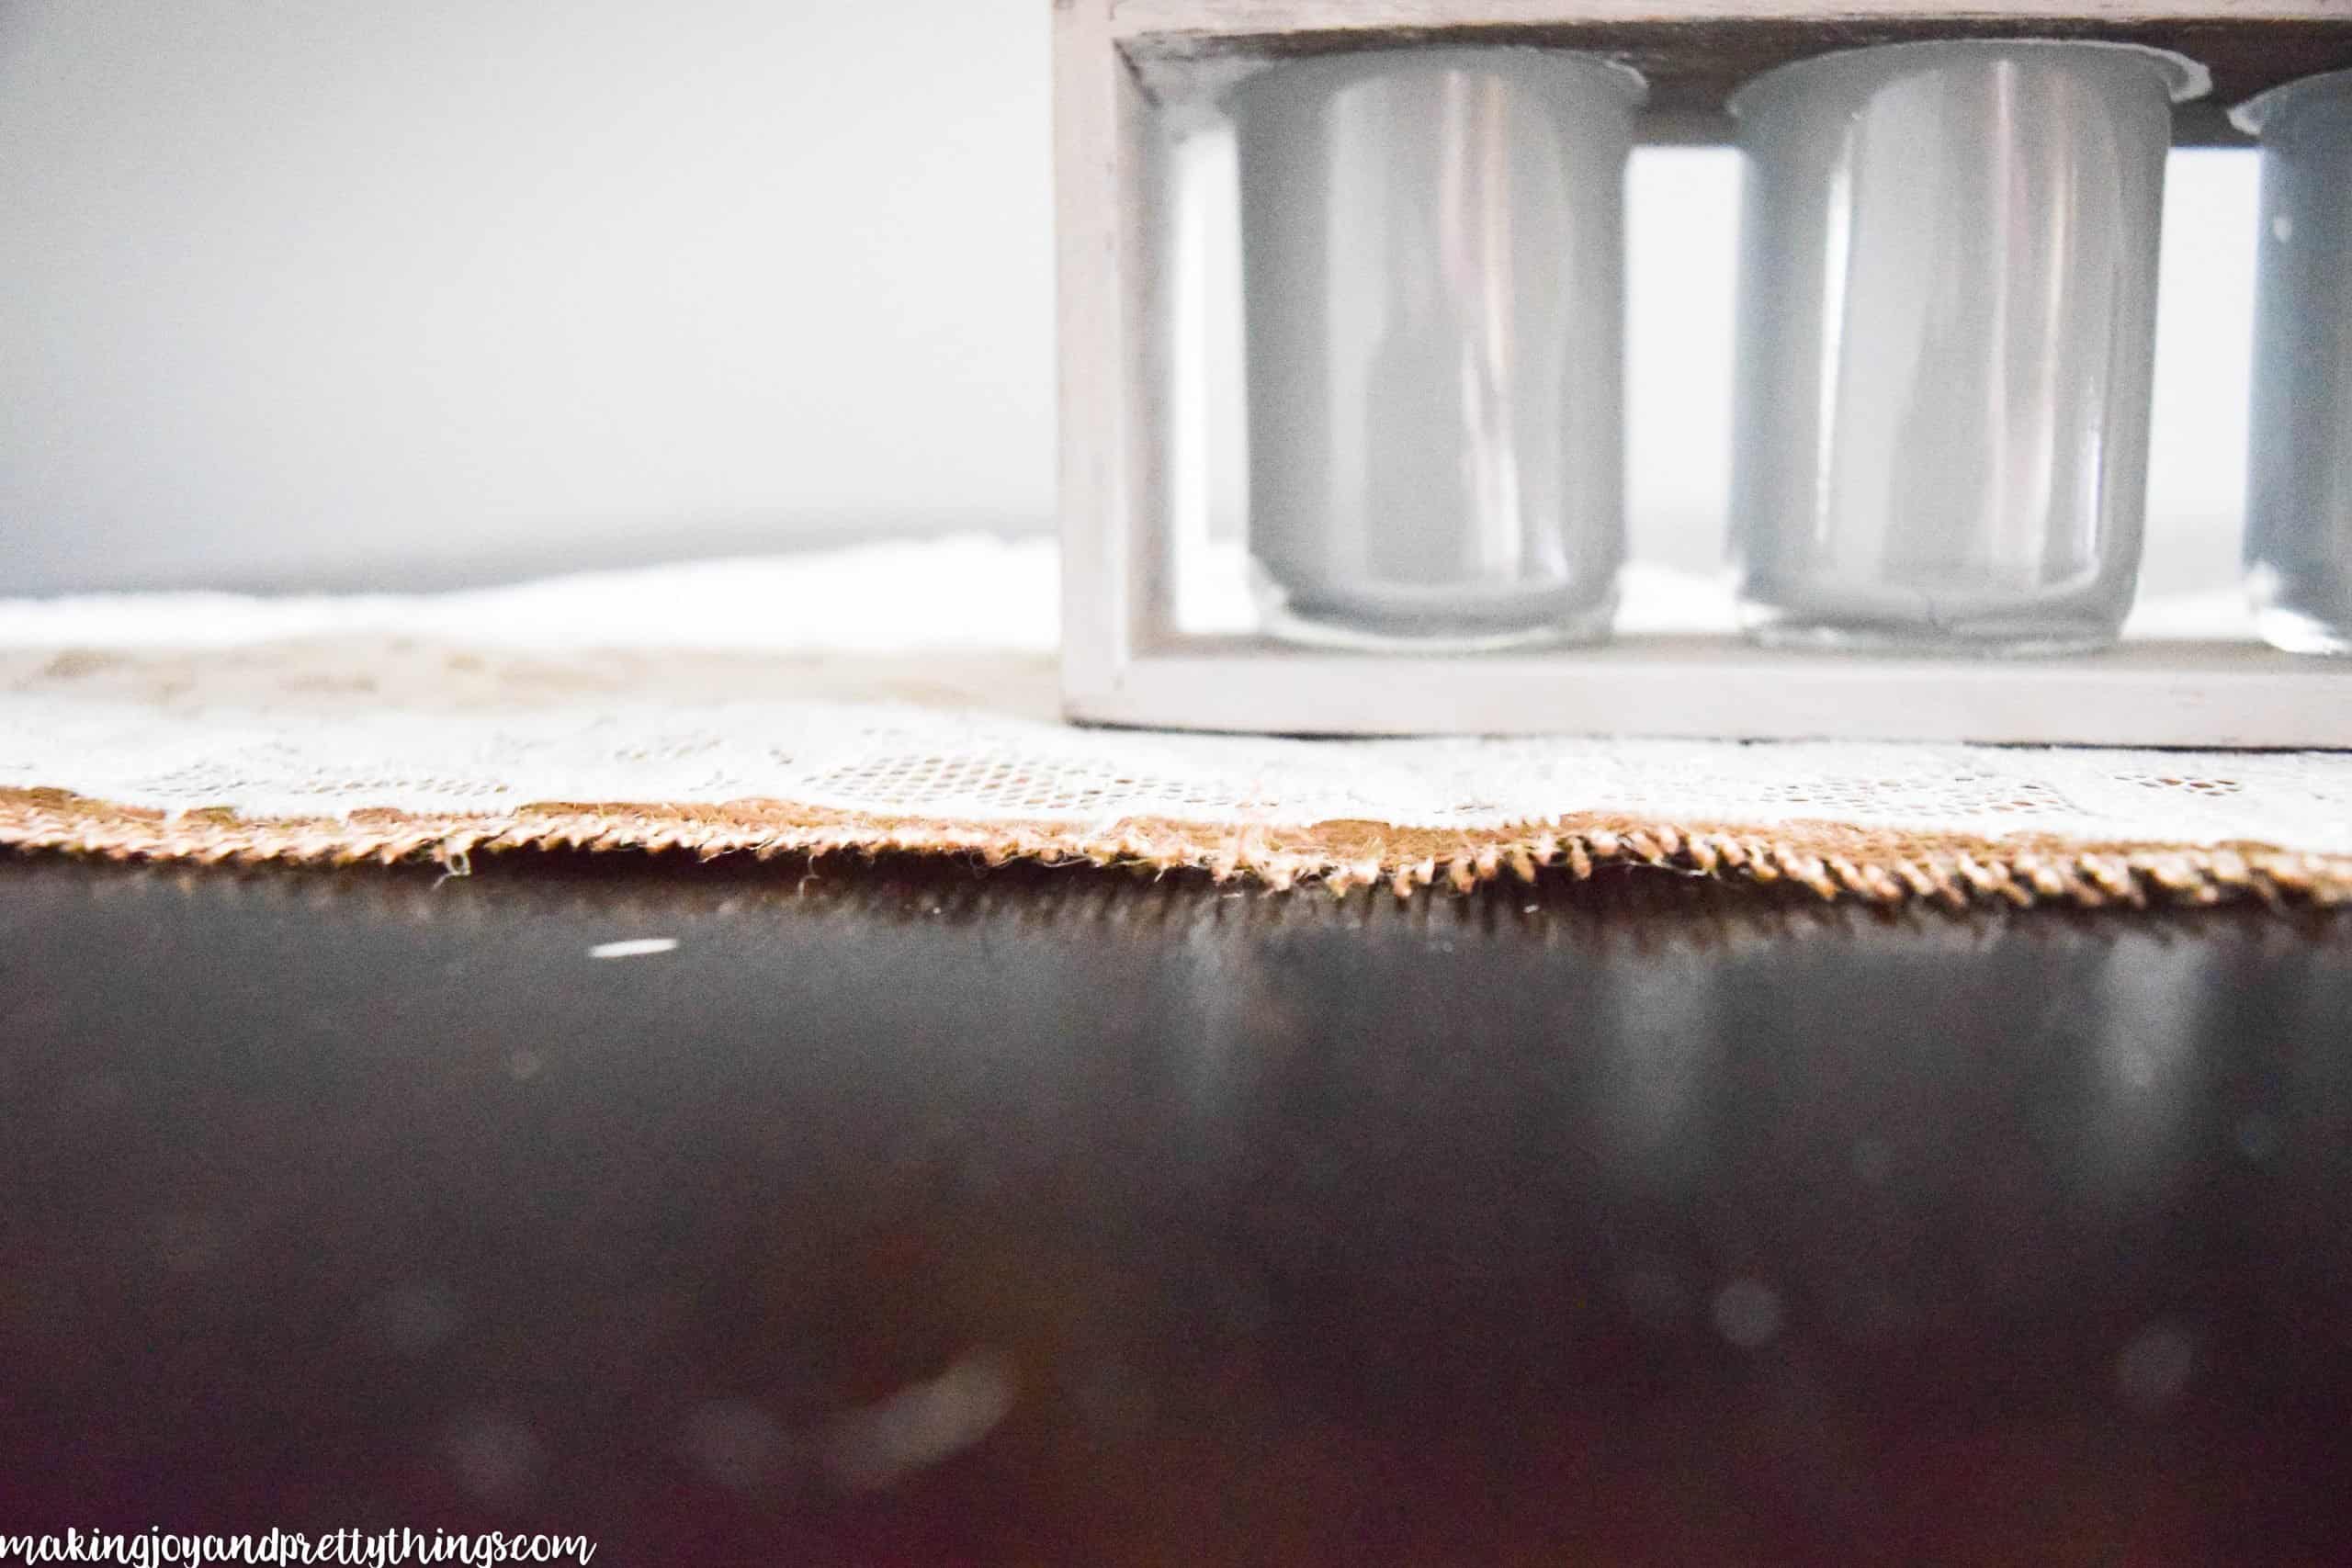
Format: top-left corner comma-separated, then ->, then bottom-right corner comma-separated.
0,536 -> 2344,857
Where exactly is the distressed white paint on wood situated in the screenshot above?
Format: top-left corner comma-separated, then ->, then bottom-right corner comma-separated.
1111,0 -> 2348,37
1072,640 -> 2352,746
1054,0 -> 1131,690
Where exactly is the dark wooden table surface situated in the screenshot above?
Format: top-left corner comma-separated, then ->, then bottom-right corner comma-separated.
3,851 -> 2349,1563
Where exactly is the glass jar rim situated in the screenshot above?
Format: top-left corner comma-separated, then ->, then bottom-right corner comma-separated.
1728,38 -> 2211,121
1221,45 -> 1648,113
2231,67 -> 2352,138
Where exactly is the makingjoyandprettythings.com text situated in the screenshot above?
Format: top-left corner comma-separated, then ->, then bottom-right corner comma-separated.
0,1531 -> 595,1567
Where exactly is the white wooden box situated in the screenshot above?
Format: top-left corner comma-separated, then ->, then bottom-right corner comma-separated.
1053,0 -> 2352,744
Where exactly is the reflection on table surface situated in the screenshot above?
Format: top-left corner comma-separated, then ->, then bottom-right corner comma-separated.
2,852 -> 2348,1563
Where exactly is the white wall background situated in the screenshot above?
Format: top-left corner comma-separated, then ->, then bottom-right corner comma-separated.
1,0 -> 1058,591
0,1 -> 2257,593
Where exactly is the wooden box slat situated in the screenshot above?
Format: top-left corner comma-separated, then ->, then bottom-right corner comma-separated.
1116,1 -> 2352,142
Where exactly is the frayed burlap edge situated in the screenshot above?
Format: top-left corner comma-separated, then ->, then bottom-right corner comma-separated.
6,786 -> 2350,911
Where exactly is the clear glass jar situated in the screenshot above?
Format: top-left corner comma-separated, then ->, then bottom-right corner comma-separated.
1227,49 -> 1644,649
2237,69 -> 2352,656
1727,41 -> 2204,655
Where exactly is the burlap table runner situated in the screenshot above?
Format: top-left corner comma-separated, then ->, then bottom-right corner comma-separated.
4,536 -> 2347,908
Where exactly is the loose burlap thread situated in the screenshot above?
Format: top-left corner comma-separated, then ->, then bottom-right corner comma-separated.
3,538 -> 2348,910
